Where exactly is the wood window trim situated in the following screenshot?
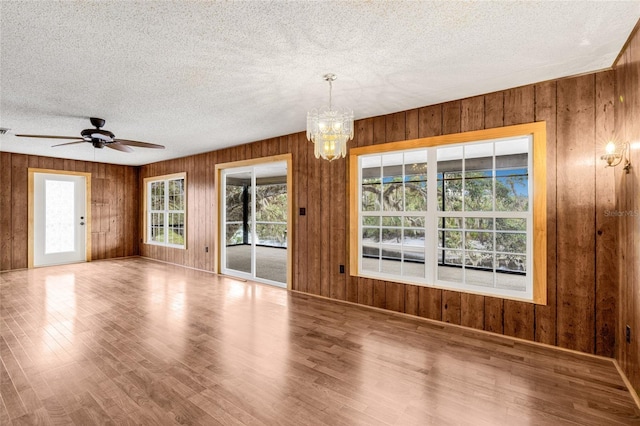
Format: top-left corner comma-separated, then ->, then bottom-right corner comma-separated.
142,172 -> 187,249
348,122 -> 547,305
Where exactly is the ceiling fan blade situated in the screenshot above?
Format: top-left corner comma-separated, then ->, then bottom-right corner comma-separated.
114,138 -> 165,149
15,134 -> 82,140
52,140 -> 85,147
106,142 -> 134,153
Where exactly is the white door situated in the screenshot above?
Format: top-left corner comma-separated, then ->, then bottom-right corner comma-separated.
33,173 -> 87,267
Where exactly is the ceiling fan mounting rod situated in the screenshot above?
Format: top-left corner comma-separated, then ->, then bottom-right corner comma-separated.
90,117 -> 105,129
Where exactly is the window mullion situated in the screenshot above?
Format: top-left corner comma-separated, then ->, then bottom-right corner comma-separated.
377,160 -> 382,273
461,147 -> 466,285
164,180 -> 169,245
493,142 -> 497,288
426,148 -> 438,284
358,158 -> 363,274
147,182 -> 152,244
400,160 -> 405,277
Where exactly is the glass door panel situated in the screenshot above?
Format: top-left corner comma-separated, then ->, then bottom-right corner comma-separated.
224,170 -> 252,275
254,164 -> 288,284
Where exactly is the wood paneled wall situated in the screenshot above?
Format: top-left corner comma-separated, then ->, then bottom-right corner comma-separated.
615,22 -> 640,396
140,71 -> 618,358
0,153 -> 140,270
138,138 -> 295,269
1,55 -> 633,385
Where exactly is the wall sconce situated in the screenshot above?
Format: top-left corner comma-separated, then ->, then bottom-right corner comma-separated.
601,141 -> 631,174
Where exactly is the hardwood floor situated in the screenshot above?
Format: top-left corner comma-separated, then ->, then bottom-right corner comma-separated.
1,258 -> 638,425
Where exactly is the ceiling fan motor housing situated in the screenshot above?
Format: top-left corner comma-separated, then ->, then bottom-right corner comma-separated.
81,127 -> 115,143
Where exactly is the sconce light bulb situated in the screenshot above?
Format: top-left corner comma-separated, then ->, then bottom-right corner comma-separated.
605,141 -> 617,155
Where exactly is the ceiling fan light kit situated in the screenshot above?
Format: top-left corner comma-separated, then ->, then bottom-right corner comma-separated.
15,117 -> 165,153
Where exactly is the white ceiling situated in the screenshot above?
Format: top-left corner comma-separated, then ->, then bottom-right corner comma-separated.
1,1 -> 638,166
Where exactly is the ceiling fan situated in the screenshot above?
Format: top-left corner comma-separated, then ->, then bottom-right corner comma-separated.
15,117 -> 165,152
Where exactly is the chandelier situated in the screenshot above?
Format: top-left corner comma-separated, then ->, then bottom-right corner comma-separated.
306,73 -> 354,161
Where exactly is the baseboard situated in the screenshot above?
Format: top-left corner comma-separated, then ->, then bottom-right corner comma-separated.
291,288 -> 640,409
138,255 -> 218,275
613,359 -> 640,410
139,256 -> 290,287
0,254 -> 141,273
292,288 -> 616,359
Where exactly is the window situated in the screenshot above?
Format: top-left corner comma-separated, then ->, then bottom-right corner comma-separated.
349,123 -> 546,304
144,173 -> 186,248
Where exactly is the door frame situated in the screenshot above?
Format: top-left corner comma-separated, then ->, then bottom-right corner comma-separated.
28,168 -> 92,268
214,154 -> 293,289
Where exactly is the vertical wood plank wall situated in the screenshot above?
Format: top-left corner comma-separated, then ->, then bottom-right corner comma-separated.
137,71 -> 619,358
615,23 -> 640,396
0,153 -> 139,270
0,70 -> 624,361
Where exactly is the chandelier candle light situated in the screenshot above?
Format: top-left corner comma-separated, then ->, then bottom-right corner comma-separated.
307,73 -> 354,161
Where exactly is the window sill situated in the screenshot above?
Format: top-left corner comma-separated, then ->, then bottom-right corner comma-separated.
144,241 -> 186,250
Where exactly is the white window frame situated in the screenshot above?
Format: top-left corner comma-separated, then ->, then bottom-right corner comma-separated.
348,122 -> 547,304
143,172 -> 187,249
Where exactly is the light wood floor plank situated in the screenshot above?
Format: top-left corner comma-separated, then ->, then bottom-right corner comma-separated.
1,257 -> 638,425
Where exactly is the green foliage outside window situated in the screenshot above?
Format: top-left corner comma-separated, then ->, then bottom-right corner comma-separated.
225,182 -> 287,246
361,150 -> 529,276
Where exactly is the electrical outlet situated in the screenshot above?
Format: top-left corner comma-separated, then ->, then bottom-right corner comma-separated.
626,325 -> 631,344
339,264 -> 345,274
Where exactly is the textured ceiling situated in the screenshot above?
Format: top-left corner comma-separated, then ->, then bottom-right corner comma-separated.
1,1 -> 639,166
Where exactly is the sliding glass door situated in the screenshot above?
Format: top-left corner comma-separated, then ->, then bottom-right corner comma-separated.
221,161 -> 288,287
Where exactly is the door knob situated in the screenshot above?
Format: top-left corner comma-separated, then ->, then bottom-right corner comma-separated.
80,222 -> 85,226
